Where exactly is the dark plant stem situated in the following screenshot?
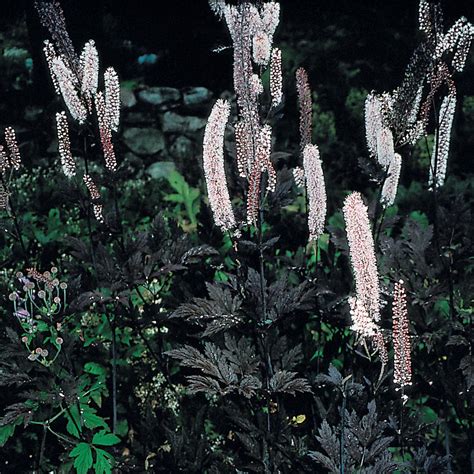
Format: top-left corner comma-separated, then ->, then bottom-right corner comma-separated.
37,419 -> 48,470
257,184 -> 275,474
372,167 -> 390,248
112,177 -> 125,252
429,99 -> 456,320
339,387 -> 347,474
400,392 -> 405,460
106,312 -> 118,433
82,138 -> 97,273
1,176 -> 27,258
444,421 -> 452,473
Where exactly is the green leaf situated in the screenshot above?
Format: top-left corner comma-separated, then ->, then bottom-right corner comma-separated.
420,406 -> 437,424
0,424 -> 16,447
92,429 -> 120,446
66,405 -> 82,438
434,299 -> 450,318
69,442 -> 93,474
164,193 -> 185,203
409,210 -> 429,228
84,362 -> 106,376
115,419 -> 129,437
82,406 -> 108,430
94,448 -> 114,474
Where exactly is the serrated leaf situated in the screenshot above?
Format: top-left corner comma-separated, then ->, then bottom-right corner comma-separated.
84,362 -> 106,376
0,424 -> 16,447
69,442 -> 93,474
94,448 -> 114,474
92,430 -> 120,446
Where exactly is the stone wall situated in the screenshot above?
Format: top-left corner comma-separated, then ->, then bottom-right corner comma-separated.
120,86 -> 215,183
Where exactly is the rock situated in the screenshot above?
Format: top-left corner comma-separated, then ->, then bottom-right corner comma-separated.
147,161 -> 177,180
183,87 -> 213,107
161,112 -> 206,135
123,111 -> 152,125
170,136 -> 194,160
137,87 -> 181,107
120,88 -> 137,108
122,127 -> 166,155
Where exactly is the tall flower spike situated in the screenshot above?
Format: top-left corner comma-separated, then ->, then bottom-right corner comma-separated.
343,192 -> 381,338
303,144 -> 326,242
365,92 -> 383,158
80,40 -> 99,99
296,67 -> 312,151
381,153 -> 402,208
95,91 -> 117,172
0,145 -> 8,173
203,99 -> 236,232
34,0 -> 79,72
0,182 -> 8,210
270,48 -> 283,107
43,41 -> 60,95
4,127 -> 21,170
56,112 -> 76,178
429,92 -> 456,188
223,4 -> 260,173
392,280 -> 412,389
52,56 -> 87,124
104,67 -> 120,132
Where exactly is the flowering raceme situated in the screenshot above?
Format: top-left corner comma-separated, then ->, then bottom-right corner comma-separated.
392,280 -> 412,389
343,192 -> 381,338
104,67 -> 121,132
296,67 -> 312,151
4,127 -> 21,171
429,92 -> 456,188
95,91 -> 117,172
203,99 -> 236,232
56,112 -> 76,178
79,39 -> 99,99
303,144 -> 326,242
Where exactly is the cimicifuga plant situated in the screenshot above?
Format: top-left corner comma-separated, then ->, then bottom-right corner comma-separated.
0,3 -> 214,472
364,0 -> 473,206
167,1 -> 332,471
36,0 -> 120,224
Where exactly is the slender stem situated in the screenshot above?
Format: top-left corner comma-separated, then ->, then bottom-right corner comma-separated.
444,421 -> 452,473
112,177 -> 125,251
340,388 -> 347,474
106,312 -> 118,433
37,421 -> 48,470
372,166 -> 390,248
47,426 -> 74,445
429,99 -> 456,323
82,140 -> 97,274
1,175 -> 27,258
400,390 -> 405,460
